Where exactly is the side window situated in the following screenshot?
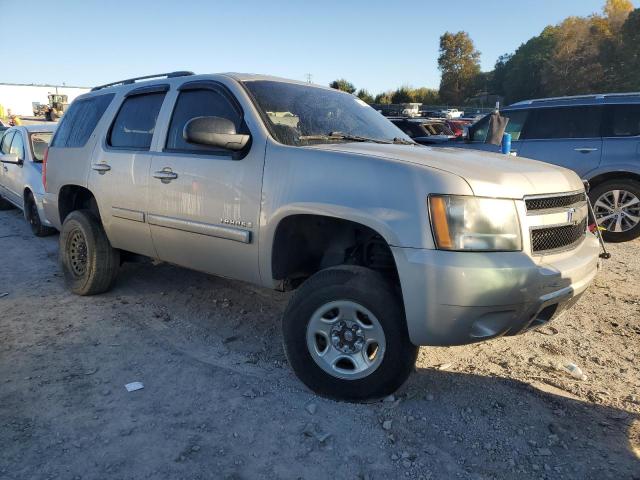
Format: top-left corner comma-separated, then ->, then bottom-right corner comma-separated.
604,104 -> 640,137
470,114 -> 490,142
9,132 -> 25,159
1,131 -> 14,154
166,88 -> 242,153
109,93 -> 165,150
522,106 -> 602,140
503,110 -> 529,141
51,94 -> 114,148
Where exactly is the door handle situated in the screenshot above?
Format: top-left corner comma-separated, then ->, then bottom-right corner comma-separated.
153,168 -> 178,183
92,163 -> 111,174
574,148 -> 598,153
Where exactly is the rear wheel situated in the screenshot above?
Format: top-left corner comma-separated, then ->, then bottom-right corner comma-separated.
282,265 -> 418,401
25,192 -> 55,237
590,179 -> 640,242
59,209 -> 120,295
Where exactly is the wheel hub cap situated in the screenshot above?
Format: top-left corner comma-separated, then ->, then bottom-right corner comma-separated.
331,320 -> 365,354
306,300 -> 386,380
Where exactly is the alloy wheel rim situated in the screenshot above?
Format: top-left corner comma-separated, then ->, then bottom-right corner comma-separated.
594,189 -> 640,233
306,300 -> 386,380
68,229 -> 88,277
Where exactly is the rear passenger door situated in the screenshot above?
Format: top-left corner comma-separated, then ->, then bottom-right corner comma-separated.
89,86 -> 167,258
147,81 -> 264,284
601,103 -> 640,171
518,106 -> 603,177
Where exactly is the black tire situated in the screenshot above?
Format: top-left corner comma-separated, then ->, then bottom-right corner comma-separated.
25,192 -> 55,237
282,265 -> 418,401
59,209 -> 120,295
589,179 -> 640,243
0,195 -> 14,210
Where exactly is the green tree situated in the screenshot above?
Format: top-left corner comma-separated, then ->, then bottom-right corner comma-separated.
391,86 -> 414,103
329,78 -> 356,94
356,89 -> 374,103
437,31 -> 481,104
373,91 -> 393,104
617,8 -> 640,90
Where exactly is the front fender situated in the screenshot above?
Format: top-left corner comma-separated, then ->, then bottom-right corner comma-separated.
258,142 -> 473,286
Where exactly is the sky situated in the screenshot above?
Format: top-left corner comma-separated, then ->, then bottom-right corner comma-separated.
1,0 -> 632,93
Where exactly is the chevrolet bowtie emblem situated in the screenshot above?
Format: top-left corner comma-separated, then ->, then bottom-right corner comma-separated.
567,207 -> 576,224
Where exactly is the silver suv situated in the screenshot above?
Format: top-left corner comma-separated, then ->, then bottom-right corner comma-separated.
43,72 -> 600,400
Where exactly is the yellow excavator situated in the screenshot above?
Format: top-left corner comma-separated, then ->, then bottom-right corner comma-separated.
44,94 -> 68,121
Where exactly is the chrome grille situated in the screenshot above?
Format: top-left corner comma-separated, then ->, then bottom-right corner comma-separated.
526,192 -> 586,212
531,218 -> 588,253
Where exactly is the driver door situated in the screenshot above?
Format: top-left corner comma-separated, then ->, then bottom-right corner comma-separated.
147,82 -> 265,284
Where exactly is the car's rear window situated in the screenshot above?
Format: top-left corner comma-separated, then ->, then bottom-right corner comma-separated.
604,104 -> 640,137
30,132 -> 53,162
51,93 -> 114,148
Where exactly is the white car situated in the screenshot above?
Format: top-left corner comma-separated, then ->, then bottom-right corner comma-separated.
0,124 -> 57,236
441,108 -> 464,119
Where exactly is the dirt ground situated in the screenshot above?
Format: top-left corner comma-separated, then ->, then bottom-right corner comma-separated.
0,207 -> 638,480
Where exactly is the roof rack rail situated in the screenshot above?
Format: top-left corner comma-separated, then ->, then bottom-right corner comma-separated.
512,91 -> 640,106
91,71 -> 195,91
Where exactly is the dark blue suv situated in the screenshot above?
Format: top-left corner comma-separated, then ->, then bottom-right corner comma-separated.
456,93 -> 640,242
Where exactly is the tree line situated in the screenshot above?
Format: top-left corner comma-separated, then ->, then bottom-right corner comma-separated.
330,0 -> 639,106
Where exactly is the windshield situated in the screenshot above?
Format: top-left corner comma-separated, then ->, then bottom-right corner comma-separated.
30,132 -> 53,162
243,80 -> 411,146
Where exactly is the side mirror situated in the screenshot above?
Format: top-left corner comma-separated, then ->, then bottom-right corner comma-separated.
0,153 -> 22,165
183,116 -> 250,151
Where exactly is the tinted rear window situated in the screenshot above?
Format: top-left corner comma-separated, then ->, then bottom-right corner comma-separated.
604,104 -> 640,137
523,106 -> 602,140
51,94 -> 114,148
108,93 -> 165,150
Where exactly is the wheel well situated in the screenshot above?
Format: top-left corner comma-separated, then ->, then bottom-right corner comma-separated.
22,188 -> 33,206
58,185 -> 100,224
588,171 -> 640,190
271,215 -> 399,290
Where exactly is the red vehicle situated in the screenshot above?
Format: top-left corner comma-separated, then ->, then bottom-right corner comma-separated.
445,120 -> 469,137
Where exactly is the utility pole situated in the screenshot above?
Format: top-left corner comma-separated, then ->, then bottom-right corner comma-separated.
305,73 -> 313,84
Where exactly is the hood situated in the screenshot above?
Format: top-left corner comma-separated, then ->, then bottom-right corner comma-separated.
309,143 -> 584,198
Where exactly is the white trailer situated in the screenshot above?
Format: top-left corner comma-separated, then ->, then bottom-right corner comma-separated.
0,83 -> 90,117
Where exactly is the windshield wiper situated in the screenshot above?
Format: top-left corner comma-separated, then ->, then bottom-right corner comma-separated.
298,132 -> 393,144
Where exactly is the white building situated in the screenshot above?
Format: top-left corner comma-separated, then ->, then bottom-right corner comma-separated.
0,83 -> 90,117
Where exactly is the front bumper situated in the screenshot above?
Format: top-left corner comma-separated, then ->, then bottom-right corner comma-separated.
392,234 -> 600,346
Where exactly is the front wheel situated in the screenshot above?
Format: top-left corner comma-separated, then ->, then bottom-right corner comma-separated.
59,209 -> 120,295
590,179 -> 640,242
282,266 -> 418,401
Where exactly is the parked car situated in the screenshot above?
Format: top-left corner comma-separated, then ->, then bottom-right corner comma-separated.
441,108 -> 463,119
445,119 -> 469,137
448,93 -> 640,242
43,71 -> 599,400
390,118 -> 456,144
0,124 -> 57,236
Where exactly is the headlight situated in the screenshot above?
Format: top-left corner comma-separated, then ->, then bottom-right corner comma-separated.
428,195 -> 522,251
